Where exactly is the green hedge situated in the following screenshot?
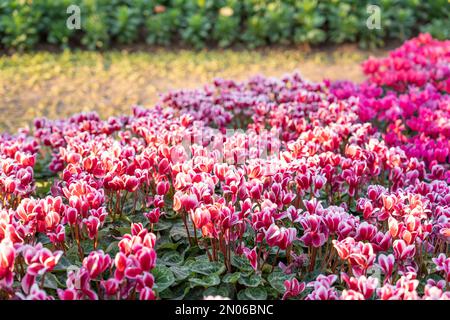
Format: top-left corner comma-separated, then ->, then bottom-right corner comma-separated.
0,0 -> 448,51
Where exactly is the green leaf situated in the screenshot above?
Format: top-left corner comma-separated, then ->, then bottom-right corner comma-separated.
116,226 -> 131,235
42,273 -> 62,289
156,240 -> 181,251
36,233 -> 51,245
189,274 -> 221,288
190,260 -> 226,276
52,256 -> 73,273
160,282 -> 191,300
170,222 -> 200,242
183,247 -> 205,261
159,251 -> 184,266
184,287 -> 205,300
238,274 -> 262,287
170,265 -> 191,281
268,271 -> 294,293
81,241 -> 94,253
120,215 -> 132,224
105,241 -> 119,254
65,245 -> 82,266
231,255 -> 253,273
222,272 -> 241,284
237,287 -> 267,300
152,265 -> 175,292
203,284 -> 232,299
153,220 -> 172,232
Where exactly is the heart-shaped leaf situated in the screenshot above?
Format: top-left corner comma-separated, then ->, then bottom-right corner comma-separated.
160,283 -> 190,300
170,265 -> 191,281
189,274 -> 220,288
156,235 -> 182,251
152,265 -> 175,292
203,284 -> 232,299
159,250 -> 184,266
105,241 -> 120,254
231,255 -> 253,273
170,223 -> 200,242
238,274 -> 262,287
268,271 -> 294,293
52,256 -> 73,273
42,273 -> 63,290
237,287 -> 267,300
153,221 -> 172,232
190,260 -> 226,276
222,272 -> 241,284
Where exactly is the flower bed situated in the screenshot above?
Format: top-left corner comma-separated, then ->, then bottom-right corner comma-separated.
0,34 -> 449,300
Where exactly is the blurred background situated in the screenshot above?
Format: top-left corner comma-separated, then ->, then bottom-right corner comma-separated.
0,0 -> 448,132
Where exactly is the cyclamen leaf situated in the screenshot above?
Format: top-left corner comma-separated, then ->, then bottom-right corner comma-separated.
156,239 -> 181,251
65,245 -> 82,266
105,241 -> 120,254
152,265 -> 176,292
238,274 -> 262,287
268,271 -> 295,293
189,274 -> 221,288
222,272 -> 241,284
190,260 -> 226,275
52,256 -> 73,273
42,273 -> 62,290
170,265 -> 191,281
159,251 -> 184,266
153,220 -> 172,232
116,226 -> 131,235
160,282 -> 191,300
170,222 -> 201,242
237,287 -> 267,300
231,255 -> 254,273
203,284 -> 232,299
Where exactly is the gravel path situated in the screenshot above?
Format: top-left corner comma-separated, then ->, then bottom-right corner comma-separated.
0,45 -> 388,132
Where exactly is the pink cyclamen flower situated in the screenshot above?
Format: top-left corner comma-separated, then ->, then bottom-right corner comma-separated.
377,254 -> 395,282
0,240 -> 15,286
243,247 -> 258,271
282,278 -> 306,300
393,239 -> 416,260
83,250 -> 112,278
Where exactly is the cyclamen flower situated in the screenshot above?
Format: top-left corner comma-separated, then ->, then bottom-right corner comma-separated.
0,240 -> 15,287
83,250 -> 112,278
191,207 -> 211,229
65,267 -> 98,300
83,216 -> 100,240
145,208 -> 161,224
265,224 -> 297,250
282,278 -> 306,300
243,247 -> 258,271
300,214 -> 327,248
393,239 -> 416,260
423,279 -> 450,300
377,254 -> 395,282
340,273 -> 379,299
306,275 -> 339,300
20,244 -> 62,276
432,254 -> 450,282
17,284 -> 53,300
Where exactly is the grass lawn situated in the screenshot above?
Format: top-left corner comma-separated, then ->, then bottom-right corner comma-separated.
0,45 -> 389,132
